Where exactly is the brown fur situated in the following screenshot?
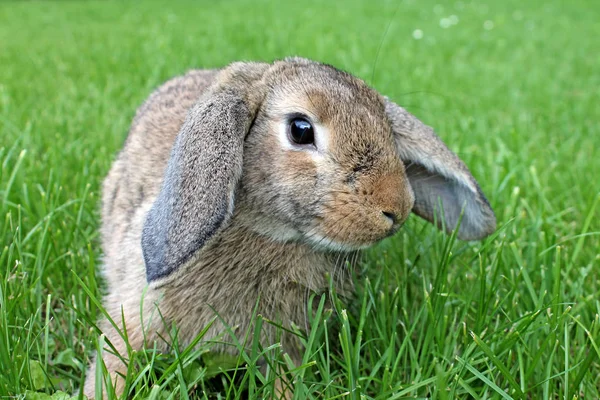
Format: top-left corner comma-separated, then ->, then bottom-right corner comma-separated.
84,58 -> 495,398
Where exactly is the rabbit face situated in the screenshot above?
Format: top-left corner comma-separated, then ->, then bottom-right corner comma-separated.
141,58 -> 495,282
237,62 -> 414,251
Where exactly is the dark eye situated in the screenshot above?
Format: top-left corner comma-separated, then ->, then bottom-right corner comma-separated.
289,118 -> 315,145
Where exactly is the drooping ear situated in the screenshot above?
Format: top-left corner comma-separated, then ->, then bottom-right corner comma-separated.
142,62 -> 269,282
385,99 -> 496,240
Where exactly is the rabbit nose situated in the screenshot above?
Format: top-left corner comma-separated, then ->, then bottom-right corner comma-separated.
381,210 -> 398,225
380,210 -> 406,237
370,174 -> 413,224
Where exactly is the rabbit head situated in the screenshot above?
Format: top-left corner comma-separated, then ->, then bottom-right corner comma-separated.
142,57 -> 496,282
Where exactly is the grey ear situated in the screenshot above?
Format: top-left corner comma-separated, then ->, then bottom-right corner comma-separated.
142,64 -> 268,282
385,99 -> 496,240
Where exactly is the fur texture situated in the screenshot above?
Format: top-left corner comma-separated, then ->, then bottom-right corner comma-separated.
84,58 -> 495,397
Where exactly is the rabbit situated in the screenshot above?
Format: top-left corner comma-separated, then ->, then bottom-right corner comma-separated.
82,57 -> 496,398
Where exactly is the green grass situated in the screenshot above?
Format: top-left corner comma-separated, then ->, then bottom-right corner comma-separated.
1,0 -> 599,398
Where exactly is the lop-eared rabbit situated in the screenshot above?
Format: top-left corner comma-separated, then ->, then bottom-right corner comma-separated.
84,57 -> 495,398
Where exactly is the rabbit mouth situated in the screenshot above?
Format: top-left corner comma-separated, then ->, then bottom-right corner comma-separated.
301,216 -> 404,252
307,183 -> 412,251
302,230 -> 375,252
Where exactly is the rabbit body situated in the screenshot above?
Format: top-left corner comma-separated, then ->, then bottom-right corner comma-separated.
84,59 -> 495,397
86,67 -> 352,396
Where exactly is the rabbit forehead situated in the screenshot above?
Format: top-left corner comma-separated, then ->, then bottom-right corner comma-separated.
265,76 -> 398,167
267,60 -> 383,108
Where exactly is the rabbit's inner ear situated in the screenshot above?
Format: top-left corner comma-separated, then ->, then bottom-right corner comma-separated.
142,64 -> 268,283
385,99 -> 496,240
403,162 -> 495,240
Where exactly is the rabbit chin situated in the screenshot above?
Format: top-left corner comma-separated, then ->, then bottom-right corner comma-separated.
240,217 -> 372,252
302,231 -> 375,252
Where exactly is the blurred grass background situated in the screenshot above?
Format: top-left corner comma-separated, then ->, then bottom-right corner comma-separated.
0,0 -> 599,398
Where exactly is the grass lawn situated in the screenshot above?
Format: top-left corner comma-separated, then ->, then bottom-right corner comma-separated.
1,0 -> 599,398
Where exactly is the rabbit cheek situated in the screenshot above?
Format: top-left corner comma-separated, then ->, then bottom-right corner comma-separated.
279,150 -> 320,213
241,146 -> 320,237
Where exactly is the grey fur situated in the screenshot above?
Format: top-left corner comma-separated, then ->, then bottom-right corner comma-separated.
142,90 -> 252,281
385,101 -> 496,239
84,58 -> 496,398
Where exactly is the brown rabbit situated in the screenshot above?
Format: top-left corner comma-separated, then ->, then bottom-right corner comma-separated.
83,57 -> 496,398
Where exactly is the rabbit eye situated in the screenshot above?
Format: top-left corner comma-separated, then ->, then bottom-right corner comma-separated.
289,118 -> 315,146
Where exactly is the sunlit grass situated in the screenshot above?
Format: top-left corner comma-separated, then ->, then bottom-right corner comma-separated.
1,0 -> 599,398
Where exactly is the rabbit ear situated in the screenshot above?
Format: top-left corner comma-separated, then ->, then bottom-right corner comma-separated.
142,63 -> 268,282
385,100 -> 496,240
